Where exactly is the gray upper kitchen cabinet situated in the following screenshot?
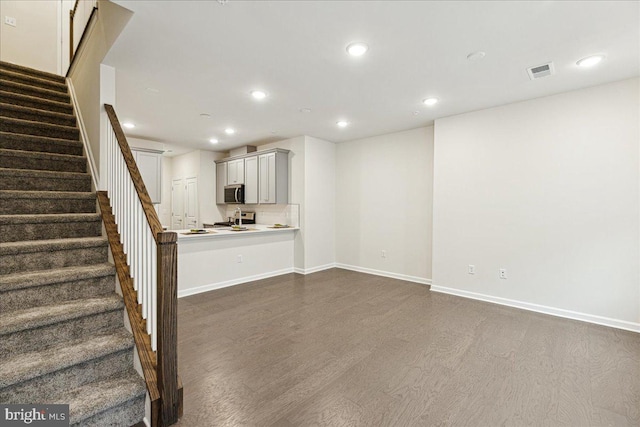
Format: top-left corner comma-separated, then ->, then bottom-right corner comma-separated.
258,151 -> 288,204
214,148 -> 289,204
227,159 -> 245,184
244,156 -> 258,204
132,149 -> 162,204
216,161 -> 227,205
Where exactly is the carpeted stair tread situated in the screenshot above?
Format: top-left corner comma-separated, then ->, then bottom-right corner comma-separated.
0,131 -> 83,156
0,68 -> 68,93
62,370 -> 145,426
0,213 -> 99,225
0,213 -> 102,243
0,167 -> 91,192
0,90 -> 73,115
0,116 -> 79,139
0,102 -> 76,126
0,295 -> 123,337
0,61 -> 66,84
0,237 -> 107,274
0,263 -> 114,293
0,79 -> 70,103
0,328 -> 133,388
0,189 -> 94,200
0,236 -> 107,256
0,148 -> 85,173
0,190 -> 96,214
0,167 -> 88,179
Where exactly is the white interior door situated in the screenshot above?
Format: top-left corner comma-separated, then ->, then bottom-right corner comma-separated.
185,177 -> 198,228
171,178 -> 184,229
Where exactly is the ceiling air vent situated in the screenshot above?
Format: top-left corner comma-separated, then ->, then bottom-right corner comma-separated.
527,62 -> 555,80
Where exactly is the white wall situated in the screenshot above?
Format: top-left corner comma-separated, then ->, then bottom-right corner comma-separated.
258,136 -> 306,270
256,135 -> 337,273
68,0 -> 132,175
304,136 -> 336,271
432,78 -> 640,329
335,126 -> 433,283
0,1 -> 59,74
159,156 -> 172,226
198,150 -> 219,226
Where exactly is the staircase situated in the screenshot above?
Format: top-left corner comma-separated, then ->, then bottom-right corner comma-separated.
0,61 -> 146,426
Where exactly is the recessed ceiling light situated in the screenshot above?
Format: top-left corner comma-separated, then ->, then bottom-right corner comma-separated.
300,108 -> 312,113
346,42 -> 368,57
577,54 -> 605,68
122,122 -> 135,129
336,120 -> 349,128
250,90 -> 267,100
422,98 -> 439,106
199,113 -> 211,119
224,128 -> 236,135
466,51 -> 486,62
209,138 -> 219,144
145,87 -> 160,93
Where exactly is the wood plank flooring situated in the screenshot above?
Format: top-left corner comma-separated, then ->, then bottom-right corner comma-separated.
174,268 -> 640,426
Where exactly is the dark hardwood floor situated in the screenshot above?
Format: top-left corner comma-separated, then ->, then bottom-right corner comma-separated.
175,268 -> 639,426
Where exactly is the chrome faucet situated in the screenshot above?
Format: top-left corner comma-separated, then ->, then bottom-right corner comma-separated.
235,207 -> 242,226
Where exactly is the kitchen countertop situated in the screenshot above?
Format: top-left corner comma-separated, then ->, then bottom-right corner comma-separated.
176,224 -> 298,241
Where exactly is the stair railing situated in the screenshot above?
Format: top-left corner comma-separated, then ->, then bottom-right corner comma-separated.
102,104 -> 181,426
69,0 -> 98,63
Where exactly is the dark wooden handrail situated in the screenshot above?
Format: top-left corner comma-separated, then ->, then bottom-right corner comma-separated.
102,104 -> 182,426
104,104 -> 164,242
97,192 -> 161,418
69,0 -> 79,61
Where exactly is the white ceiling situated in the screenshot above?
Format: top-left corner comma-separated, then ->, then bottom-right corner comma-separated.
104,1 -> 639,153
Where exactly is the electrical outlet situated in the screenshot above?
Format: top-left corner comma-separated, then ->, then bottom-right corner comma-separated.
4,16 -> 16,27
468,264 -> 475,274
499,268 -> 507,279
381,250 -> 387,258
237,255 -> 243,263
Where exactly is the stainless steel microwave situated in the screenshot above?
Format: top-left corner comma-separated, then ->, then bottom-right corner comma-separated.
224,184 -> 245,204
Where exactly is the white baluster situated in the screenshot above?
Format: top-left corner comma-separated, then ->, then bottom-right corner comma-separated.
106,118 -> 161,356
140,227 -> 148,319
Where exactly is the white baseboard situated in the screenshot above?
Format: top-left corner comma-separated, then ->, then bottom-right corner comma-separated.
335,263 -> 431,286
178,268 -> 294,298
294,263 -> 337,275
430,285 -> 640,333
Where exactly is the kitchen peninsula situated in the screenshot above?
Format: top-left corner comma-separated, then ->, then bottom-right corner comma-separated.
176,224 -> 298,297
172,144 -> 301,297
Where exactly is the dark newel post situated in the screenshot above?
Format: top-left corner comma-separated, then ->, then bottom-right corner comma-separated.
156,231 -> 179,426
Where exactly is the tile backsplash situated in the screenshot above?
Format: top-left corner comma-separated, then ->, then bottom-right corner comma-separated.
224,204 -> 300,227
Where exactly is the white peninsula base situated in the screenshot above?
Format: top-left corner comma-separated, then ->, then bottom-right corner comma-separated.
176,226 -> 297,297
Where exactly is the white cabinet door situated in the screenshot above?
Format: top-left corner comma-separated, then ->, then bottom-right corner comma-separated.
244,156 -> 258,204
227,159 -> 245,184
216,162 -> 227,204
132,149 -> 162,203
258,153 -> 276,204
